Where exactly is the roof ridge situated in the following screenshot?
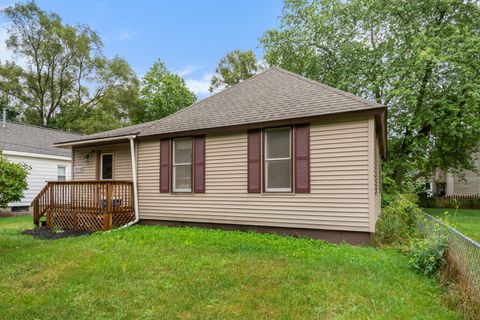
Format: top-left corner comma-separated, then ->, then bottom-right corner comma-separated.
273,67 -> 384,108
3,120 -> 84,136
139,68 -> 277,132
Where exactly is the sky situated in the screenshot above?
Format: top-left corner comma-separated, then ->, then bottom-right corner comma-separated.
0,0 -> 283,99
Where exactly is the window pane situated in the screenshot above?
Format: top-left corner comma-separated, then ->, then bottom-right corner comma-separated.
266,159 -> 291,190
174,165 -> 192,191
174,139 -> 192,164
267,129 -> 290,159
102,154 -> 113,180
58,166 -> 66,176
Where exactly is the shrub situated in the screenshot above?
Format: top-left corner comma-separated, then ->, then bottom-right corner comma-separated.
408,227 -> 448,276
375,194 -> 421,245
0,153 -> 30,208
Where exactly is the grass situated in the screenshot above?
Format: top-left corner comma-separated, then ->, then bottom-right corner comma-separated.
423,208 -> 480,242
0,216 -> 461,319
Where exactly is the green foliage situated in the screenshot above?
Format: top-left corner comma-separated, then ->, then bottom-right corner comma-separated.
409,224 -> 448,276
0,153 -> 29,208
209,49 -> 263,93
0,216 -> 461,319
136,59 -> 196,123
424,208 -> 480,242
375,194 -> 422,245
0,1 -> 138,132
260,0 -> 480,185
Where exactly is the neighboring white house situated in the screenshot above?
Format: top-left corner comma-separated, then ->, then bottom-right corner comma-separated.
0,120 -> 82,214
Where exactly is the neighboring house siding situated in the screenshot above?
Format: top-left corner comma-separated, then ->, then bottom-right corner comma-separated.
137,117 -> 374,232
451,154 -> 480,194
5,154 -> 71,207
437,153 -> 480,196
73,143 -> 132,180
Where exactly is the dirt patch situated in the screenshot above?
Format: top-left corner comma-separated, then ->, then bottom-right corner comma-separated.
22,227 -> 92,240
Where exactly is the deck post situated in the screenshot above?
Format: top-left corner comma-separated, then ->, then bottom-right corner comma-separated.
103,182 -> 113,231
47,183 -> 53,227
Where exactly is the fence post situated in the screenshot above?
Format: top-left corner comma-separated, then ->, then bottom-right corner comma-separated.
103,182 -> 113,231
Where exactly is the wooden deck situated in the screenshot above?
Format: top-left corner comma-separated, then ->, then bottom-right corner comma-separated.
32,181 -> 135,231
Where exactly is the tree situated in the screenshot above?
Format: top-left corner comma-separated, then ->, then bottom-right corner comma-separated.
209,49 -> 264,93
260,0 -> 480,186
0,153 -> 29,208
137,59 -> 196,123
0,1 -> 138,130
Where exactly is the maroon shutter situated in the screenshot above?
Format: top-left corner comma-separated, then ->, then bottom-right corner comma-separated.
194,135 -> 205,193
248,129 -> 262,193
160,139 -> 171,193
295,124 -> 310,193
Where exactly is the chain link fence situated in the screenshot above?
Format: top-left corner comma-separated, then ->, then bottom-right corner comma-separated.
418,211 -> 480,299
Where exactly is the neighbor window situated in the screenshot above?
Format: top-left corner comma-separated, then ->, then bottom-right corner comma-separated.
173,138 -> 192,192
57,166 -> 66,181
264,127 -> 292,192
101,153 -> 113,180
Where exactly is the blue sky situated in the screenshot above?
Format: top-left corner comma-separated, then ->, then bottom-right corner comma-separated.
0,1 -> 283,99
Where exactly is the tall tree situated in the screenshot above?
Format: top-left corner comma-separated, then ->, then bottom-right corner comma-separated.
209,49 -> 263,93
137,59 -> 196,123
0,1 -> 138,130
260,0 -> 480,185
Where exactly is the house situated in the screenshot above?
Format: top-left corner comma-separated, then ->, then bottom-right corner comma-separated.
35,67 -> 387,244
429,155 -> 480,196
0,120 -> 82,214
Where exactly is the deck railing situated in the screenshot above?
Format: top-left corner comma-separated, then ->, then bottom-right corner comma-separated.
32,180 -> 135,231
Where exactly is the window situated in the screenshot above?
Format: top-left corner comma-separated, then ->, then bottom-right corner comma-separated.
264,127 -> 292,192
57,166 -> 66,181
101,153 -> 113,180
173,138 -> 192,192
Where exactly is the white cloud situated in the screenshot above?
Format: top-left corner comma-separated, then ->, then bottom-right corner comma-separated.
175,65 -> 204,77
185,72 -> 213,98
116,29 -> 135,42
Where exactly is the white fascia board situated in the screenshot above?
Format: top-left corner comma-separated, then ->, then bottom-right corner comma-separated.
53,135 -> 137,148
2,150 -> 71,161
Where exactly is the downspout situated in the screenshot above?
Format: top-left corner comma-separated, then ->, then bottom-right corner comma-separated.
122,136 -> 140,227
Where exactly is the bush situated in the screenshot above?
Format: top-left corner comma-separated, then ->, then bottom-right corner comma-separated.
375,194 -> 421,245
0,153 -> 30,208
408,225 -> 448,276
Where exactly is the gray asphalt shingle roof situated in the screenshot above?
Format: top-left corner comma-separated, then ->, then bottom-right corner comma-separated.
55,67 -> 385,145
0,121 -> 82,157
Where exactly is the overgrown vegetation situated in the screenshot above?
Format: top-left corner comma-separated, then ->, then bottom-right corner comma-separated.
374,194 -> 421,246
0,153 -> 29,208
409,227 -> 448,276
376,185 -> 480,319
0,215 -> 461,319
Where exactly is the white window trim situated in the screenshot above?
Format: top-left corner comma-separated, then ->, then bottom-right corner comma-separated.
100,153 -> 114,180
264,127 -> 292,192
172,138 -> 192,193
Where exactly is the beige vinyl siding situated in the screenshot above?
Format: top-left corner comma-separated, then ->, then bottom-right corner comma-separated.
374,129 -> 382,223
73,142 -> 132,181
137,117 -> 373,232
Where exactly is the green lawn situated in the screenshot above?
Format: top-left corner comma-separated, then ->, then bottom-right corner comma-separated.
423,208 -> 480,242
0,216 -> 460,319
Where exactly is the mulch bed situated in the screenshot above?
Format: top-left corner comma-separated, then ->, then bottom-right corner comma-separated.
22,226 -> 92,240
